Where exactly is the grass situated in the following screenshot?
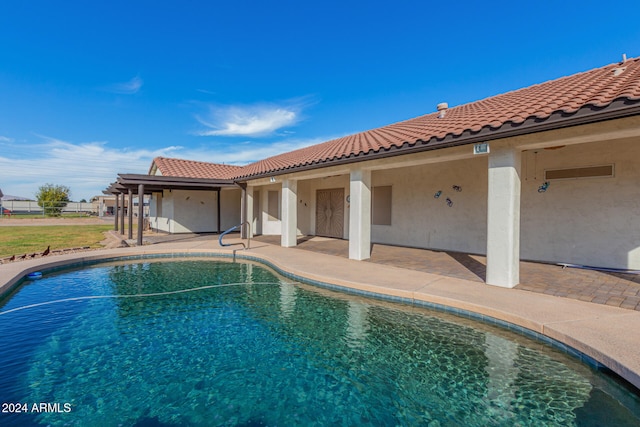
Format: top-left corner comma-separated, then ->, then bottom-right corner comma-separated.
0,225 -> 113,258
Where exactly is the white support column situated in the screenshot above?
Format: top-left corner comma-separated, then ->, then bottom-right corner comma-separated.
246,186 -> 254,238
486,147 -> 521,288
281,179 -> 298,247
349,168 -> 372,260
240,185 -> 247,238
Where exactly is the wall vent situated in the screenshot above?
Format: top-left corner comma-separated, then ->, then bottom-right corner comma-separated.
544,164 -> 614,180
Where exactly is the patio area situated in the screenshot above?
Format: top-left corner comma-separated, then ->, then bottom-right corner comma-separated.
252,235 -> 640,312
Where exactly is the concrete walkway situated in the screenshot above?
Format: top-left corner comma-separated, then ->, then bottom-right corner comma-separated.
1,235 -> 639,392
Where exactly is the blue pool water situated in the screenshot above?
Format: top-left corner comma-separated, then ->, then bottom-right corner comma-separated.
0,259 -> 639,426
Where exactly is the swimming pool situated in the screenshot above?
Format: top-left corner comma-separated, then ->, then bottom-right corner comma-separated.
1,258 -> 639,426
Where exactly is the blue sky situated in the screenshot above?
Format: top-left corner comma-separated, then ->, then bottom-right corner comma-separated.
1,1 -> 639,201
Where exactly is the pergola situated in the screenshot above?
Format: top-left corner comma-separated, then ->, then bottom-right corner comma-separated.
104,174 -> 239,245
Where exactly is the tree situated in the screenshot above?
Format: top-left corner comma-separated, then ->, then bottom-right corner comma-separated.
36,183 -> 70,216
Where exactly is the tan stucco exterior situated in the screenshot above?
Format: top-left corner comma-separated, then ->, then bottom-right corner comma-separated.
149,188 -> 241,233
143,116 -> 640,287
242,117 -> 640,286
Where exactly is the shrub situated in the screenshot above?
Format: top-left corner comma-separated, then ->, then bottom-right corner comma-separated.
36,184 -> 70,216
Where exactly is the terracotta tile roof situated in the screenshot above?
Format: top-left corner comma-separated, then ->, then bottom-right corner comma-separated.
235,57 -> 640,179
151,157 -> 243,180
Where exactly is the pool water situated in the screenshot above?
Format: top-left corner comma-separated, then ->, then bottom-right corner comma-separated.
1,259 -> 639,426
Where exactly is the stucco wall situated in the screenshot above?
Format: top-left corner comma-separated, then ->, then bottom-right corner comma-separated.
149,189 -> 241,233
371,157 -> 489,254
296,180 -> 312,235
253,179 -> 341,237
245,133 -> 639,270
260,184 -> 282,235
149,191 -> 176,233
520,138 -> 640,269
248,188 -> 261,236
219,188 -> 242,231
368,139 -> 640,269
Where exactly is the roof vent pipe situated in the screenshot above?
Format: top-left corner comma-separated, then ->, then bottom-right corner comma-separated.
622,53 -> 627,63
437,102 -> 448,118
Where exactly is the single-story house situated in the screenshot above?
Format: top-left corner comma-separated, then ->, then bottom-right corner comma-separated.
108,56 -> 640,288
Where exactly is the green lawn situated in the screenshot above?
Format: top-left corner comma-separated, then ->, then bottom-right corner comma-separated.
0,225 -> 113,258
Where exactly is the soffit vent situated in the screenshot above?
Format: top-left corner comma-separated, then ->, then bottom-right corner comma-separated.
544,164 -> 614,180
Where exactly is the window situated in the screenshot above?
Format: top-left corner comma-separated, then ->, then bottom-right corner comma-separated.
372,186 -> 392,225
267,191 -> 279,221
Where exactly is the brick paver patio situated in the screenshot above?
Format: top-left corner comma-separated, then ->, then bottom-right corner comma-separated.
253,235 -> 640,311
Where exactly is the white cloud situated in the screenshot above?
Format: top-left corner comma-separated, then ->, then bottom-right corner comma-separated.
0,132 -> 335,201
0,136 -> 14,142
106,75 -> 143,94
0,136 -> 180,201
196,103 -> 299,137
196,88 -> 217,95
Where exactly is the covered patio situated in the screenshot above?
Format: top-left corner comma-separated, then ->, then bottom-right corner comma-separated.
104,173 -> 239,245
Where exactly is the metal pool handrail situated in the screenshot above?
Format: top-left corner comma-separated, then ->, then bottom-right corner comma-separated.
219,222 -> 251,258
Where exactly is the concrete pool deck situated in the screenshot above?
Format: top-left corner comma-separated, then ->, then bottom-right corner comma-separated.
1,235 -> 639,392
